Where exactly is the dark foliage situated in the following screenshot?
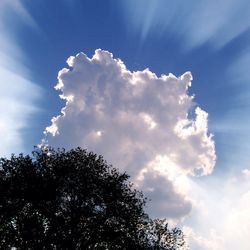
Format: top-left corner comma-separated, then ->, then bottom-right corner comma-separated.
0,147 -> 186,250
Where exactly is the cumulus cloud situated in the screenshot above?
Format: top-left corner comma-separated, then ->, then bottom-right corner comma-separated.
135,155 -> 192,219
44,49 -> 215,219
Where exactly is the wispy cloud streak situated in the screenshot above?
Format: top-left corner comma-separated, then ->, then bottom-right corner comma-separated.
119,0 -> 250,50
0,0 -> 41,156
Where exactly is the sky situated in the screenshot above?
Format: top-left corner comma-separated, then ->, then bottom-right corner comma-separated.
0,0 -> 250,249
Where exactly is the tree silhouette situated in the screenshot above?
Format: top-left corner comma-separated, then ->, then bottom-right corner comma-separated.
0,147 -> 186,249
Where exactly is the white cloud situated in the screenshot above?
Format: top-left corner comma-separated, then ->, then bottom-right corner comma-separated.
183,226 -> 224,250
181,171 -> 250,250
44,49 -> 250,249
44,49 -> 215,219
242,169 -> 250,177
223,190 -> 250,250
135,155 -> 192,219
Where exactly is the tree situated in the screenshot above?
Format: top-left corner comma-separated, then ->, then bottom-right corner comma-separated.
0,147 -> 187,250
143,219 -> 186,250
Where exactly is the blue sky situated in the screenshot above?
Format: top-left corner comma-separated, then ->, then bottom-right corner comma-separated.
1,1 -> 250,249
